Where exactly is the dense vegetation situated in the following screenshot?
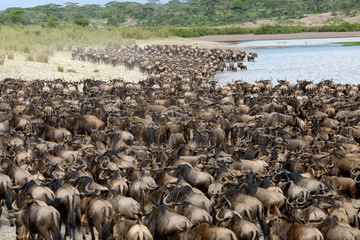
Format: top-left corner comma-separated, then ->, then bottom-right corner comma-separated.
0,0 -> 359,27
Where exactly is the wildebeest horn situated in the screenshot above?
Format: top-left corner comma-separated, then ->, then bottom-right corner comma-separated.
296,193 -> 307,205
333,183 -> 343,191
354,174 -> 360,183
99,170 -> 106,180
84,181 -> 96,194
275,206 -> 282,217
215,209 -> 225,222
163,194 -> 172,206
326,161 -> 334,169
9,184 -> 22,190
295,210 -> 306,223
12,201 -> 19,211
100,161 -> 108,170
286,197 -> 295,208
36,173 -> 45,181
8,148 -> 15,157
223,196 -> 232,207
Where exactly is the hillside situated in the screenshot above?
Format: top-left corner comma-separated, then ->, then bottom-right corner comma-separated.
0,0 -> 359,28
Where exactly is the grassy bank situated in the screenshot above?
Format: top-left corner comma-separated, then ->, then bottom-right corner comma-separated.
1,23 -> 360,56
170,23 -> 360,37
0,25 -> 172,63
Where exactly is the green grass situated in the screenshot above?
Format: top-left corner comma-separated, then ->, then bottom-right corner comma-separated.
252,23 -> 360,35
337,41 -> 360,46
0,23 -> 359,57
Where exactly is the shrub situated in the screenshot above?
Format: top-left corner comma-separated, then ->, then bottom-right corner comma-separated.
74,18 -> 90,27
47,17 -> 58,28
58,66 -> 64,72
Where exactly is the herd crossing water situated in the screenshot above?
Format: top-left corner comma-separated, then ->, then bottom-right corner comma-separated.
216,37 -> 360,86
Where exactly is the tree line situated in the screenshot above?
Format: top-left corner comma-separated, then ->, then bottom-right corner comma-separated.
0,0 -> 359,27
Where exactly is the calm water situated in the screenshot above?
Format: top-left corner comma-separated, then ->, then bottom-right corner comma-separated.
215,37 -> 360,86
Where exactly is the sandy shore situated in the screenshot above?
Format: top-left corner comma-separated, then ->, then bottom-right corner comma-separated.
1,31 -> 359,82
140,31 -> 360,51
0,51 -> 147,83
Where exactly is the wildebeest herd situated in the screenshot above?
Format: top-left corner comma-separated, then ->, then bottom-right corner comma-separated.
0,43 -> 360,240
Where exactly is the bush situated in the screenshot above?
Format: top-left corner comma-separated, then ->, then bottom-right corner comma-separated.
58,66 -> 64,72
47,17 -> 58,28
74,18 -> 90,27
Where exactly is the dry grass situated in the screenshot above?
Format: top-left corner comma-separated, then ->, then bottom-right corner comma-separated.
26,54 -> 34,62
0,26 -> 131,53
6,52 -> 14,60
0,54 -> 5,65
35,49 -> 53,63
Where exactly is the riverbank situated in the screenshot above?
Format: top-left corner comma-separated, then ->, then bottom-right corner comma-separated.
1,31 -> 360,82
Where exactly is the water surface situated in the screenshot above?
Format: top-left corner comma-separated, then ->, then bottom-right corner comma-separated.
215,37 -> 360,86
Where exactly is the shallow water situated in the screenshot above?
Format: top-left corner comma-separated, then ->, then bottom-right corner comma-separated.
215,37 -> 360,86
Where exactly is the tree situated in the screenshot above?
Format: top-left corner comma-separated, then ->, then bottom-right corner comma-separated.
309,0 -> 325,12
6,9 -> 25,24
147,0 -> 160,4
104,5 -> 131,26
232,0 -> 246,11
199,0 -> 220,19
169,0 -> 182,7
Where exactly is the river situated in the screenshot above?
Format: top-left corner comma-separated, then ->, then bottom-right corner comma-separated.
215,37 -> 360,86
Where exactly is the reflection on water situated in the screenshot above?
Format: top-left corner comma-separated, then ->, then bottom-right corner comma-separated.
215,37 -> 360,86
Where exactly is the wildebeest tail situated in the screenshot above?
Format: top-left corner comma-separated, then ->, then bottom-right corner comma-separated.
5,185 -> 13,211
101,220 -> 113,240
52,212 -> 63,240
101,208 -> 113,240
67,196 -> 78,240
48,197 -> 63,210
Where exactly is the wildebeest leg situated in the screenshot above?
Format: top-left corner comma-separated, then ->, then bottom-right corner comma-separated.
89,224 -> 96,240
81,215 -> 88,240
64,220 -> 69,240
41,231 -> 52,240
29,232 -> 36,240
